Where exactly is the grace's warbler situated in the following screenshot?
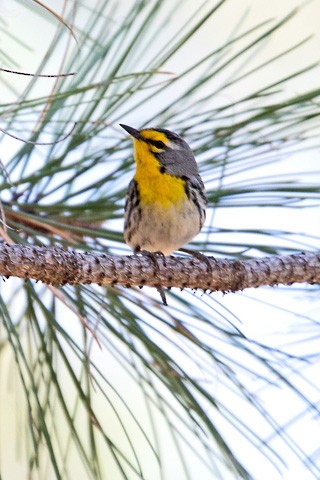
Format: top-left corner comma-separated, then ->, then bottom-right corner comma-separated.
120,124 -> 207,256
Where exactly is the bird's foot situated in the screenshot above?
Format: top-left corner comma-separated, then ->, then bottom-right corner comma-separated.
136,249 -> 168,306
178,247 -> 212,288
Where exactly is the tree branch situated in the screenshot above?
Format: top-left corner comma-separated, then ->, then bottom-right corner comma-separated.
0,244 -> 319,292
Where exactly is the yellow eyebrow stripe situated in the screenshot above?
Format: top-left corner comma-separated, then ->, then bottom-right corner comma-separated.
140,130 -> 169,144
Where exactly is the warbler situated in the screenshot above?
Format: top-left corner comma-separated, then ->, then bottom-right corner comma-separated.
120,124 -> 207,256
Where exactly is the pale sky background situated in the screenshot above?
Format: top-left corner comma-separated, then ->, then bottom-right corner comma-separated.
1,1 -> 320,479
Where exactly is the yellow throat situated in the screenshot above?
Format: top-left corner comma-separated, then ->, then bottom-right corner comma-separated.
133,130 -> 185,208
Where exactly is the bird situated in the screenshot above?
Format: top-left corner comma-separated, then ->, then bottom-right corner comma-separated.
120,124 -> 207,258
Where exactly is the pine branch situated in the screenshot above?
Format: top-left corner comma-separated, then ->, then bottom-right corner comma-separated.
0,244 -> 319,292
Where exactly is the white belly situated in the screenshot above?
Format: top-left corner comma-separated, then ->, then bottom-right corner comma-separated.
127,200 -> 201,255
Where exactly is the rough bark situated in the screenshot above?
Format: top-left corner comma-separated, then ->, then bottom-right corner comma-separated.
0,244 -> 319,292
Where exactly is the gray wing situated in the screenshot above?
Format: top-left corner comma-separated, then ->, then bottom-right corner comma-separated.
124,178 -> 139,226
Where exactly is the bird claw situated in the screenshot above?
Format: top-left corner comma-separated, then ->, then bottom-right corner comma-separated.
135,249 -> 168,306
179,247 -> 212,286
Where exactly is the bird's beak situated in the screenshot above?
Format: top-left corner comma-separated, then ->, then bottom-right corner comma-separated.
120,124 -> 141,140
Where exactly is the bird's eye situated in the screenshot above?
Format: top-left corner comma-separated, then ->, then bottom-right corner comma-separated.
152,140 -> 165,149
